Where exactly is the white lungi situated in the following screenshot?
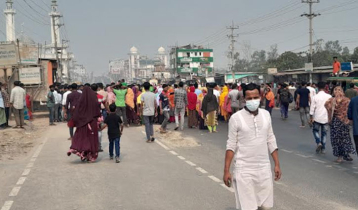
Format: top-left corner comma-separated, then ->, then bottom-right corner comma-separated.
226,109 -> 278,210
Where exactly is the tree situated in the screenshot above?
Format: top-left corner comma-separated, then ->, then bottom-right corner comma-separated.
352,47 -> 358,63
276,51 -> 304,71
341,46 -> 351,62
267,44 -> 279,60
314,39 -> 324,52
250,50 -> 266,72
324,40 -> 342,55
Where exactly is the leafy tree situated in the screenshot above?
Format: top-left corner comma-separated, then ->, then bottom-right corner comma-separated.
276,51 -> 304,71
324,40 -> 342,55
341,46 -> 351,62
352,47 -> 358,63
250,50 -> 266,72
312,50 -> 332,67
267,44 -> 279,60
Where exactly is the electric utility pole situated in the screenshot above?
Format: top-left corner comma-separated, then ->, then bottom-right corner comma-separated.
227,21 -> 239,83
301,0 -> 320,83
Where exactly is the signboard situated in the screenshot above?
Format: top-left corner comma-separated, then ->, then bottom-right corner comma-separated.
180,57 -> 192,63
19,67 -> 41,84
199,57 -> 210,62
341,62 -> 354,71
109,59 -> 125,75
181,67 -> 192,73
19,44 -> 38,64
267,68 -> 277,74
0,43 -> 18,66
305,63 -> 313,72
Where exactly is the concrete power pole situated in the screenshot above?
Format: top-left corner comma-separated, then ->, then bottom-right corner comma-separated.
50,0 -> 63,83
301,0 -> 320,83
227,21 -> 239,83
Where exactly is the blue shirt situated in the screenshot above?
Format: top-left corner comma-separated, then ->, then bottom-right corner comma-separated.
348,96 -> 358,135
195,89 -> 202,96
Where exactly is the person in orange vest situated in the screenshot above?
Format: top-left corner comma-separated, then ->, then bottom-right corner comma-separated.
333,56 -> 341,77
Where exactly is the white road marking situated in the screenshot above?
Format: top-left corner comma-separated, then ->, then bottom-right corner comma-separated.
177,156 -> 185,160
296,154 -> 312,158
326,165 -> 333,168
281,149 -> 293,153
352,167 -> 358,169
22,169 -> 31,176
16,177 -> 26,185
274,182 -> 289,187
32,145 -> 44,158
169,151 -> 178,155
30,158 -> 36,162
220,183 -> 235,193
185,161 -> 196,166
196,167 -> 208,174
353,171 -> 358,174
312,159 -> 326,164
208,175 -> 222,183
155,140 -> 169,150
1,201 -> 14,210
26,162 -> 34,168
9,187 -> 21,197
333,165 -> 348,171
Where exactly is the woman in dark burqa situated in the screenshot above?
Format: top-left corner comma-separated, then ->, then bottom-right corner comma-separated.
201,86 -> 219,133
67,86 -> 101,162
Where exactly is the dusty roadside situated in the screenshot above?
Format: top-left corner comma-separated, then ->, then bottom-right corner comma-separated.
0,115 -> 49,161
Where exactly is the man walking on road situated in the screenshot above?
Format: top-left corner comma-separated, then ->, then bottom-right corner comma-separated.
1,83 -> 10,128
224,83 -> 281,210
10,81 -> 26,129
278,83 -> 292,119
174,81 -> 187,131
141,82 -> 157,143
296,81 -> 311,128
348,94 -> 358,156
47,85 -> 56,126
65,83 -> 82,140
310,82 -> 332,154
159,84 -> 170,133
227,83 -> 240,114
345,83 -> 358,99
113,83 -> 128,126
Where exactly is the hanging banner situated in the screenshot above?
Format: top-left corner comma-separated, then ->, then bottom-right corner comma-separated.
0,42 -> 18,66
19,67 -> 41,84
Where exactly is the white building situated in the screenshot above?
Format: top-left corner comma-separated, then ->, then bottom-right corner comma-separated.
4,0 -> 15,42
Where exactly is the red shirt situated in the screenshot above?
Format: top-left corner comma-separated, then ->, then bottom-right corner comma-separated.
333,61 -> 341,74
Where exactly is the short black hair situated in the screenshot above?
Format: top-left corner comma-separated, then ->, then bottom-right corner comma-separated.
282,83 -> 288,88
232,83 -> 237,89
194,83 -> 198,88
109,104 -> 117,112
174,84 -> 178,88
84,83 -> 91,87
97,83 -> 104,89
301,81 -> 307,86
350,83 -> 355,88
91,83 -> 98,91
333,56 -> 338,59
20,83 -> 24,88
317,82 -> 326,89
71,83 -> 78,90
49,85 -> 54,89
179,81 -> 184,87
162,84 -> 168,89
14,81 -> 20,86
243,83 -> 260,98
143,82 -> 150,91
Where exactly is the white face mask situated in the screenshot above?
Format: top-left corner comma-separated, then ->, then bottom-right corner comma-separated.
246,99 -> 260,112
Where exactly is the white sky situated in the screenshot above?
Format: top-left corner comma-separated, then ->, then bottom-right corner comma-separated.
0,0 -> 357,75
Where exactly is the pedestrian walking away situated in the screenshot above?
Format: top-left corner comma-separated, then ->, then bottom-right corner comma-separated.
264,85 -> 275,115
325,86 -> 356,162
296,81 -> 311,128
278,83 -> 292,119
309,82 -> 332,154
227,83 -> 240,114
348,90 -> 358,157
187,86 -> 198,128
141,82 -> 157,143
224,83 -> 281,210
101,104 -> 124,163
159,84 -> 170,133
174,81 -> 187,131
67,86 -> 101,162
201,86 -> 219,133
47,85 -> 56,126
65,83 -> 82,140
113,83 -> 128,126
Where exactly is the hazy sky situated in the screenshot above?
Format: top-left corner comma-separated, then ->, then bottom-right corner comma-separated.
0,0 -> 357,75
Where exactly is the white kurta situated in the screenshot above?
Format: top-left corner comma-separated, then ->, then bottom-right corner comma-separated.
226,108 -> 278,210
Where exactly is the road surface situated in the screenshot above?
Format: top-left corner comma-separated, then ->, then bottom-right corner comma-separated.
1,110 -> 358,210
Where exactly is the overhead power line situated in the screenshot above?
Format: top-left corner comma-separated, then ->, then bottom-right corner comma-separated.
22,0 -> 49,19
28,0 -> 49,13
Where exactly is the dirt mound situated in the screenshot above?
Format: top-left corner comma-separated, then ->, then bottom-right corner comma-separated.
154,125 -> 200,148
0,118 -> 47,160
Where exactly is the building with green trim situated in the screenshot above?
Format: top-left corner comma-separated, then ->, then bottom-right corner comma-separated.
170,46 -> 214,77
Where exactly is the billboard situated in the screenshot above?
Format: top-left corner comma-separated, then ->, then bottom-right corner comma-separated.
341,62 -> 354,71
19,67 -> 41,85
0,42 -> 18,66
267,68 -> 277,74
19,43 -> 39,64
109,59 -> 125,75
305,63 -> 313,72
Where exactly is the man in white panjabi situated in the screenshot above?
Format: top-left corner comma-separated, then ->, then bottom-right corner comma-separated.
224,83 -> 282,210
